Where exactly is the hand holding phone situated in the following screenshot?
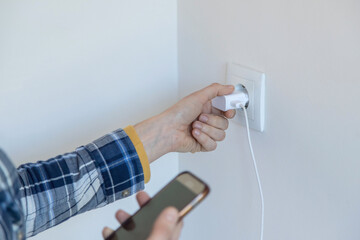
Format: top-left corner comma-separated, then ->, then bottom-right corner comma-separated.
102,192 -> 183,240
104,172 -> 210,240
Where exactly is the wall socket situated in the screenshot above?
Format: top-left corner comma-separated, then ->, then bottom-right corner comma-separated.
226,63 -> 265,132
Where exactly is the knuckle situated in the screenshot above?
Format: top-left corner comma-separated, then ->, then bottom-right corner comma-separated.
200,123 -> 207,132
190,141 -> 201,153
213,116 -> 227,129
196,144 -> 202,153
214,116 -> 226,127
208,142 -> 217,151
219,131 -> 226,141
211,143 -> 217,151
224,119 -> 229,130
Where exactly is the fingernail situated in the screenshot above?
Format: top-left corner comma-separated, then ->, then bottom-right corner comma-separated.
193,122 -> 202,129
199,115 -> 208,123
166,209 -> 178,223
226,85 -> 234,88
194,129 -> 201,136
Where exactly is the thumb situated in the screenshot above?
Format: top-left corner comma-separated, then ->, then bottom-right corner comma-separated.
147,207 -> 179,240
201,83 -> 234,101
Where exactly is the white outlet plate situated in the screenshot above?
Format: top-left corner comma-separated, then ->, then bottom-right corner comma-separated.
226,63 -> 265,132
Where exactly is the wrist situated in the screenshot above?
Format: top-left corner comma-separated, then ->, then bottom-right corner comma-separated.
134,113 -> 174,163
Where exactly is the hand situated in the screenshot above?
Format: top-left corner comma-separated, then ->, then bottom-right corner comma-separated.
134,83 -> 236,163
102,192 -> 183,240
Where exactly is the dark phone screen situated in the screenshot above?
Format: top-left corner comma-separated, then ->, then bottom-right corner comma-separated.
108,180 -> 197,240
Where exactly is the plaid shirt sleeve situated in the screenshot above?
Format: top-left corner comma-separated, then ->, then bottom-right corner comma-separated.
17,127 -> 147,238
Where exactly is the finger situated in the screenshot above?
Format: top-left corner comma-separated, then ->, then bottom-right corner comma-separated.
136,191 -> 151,207
102,227 -> 114,239
192,121 -> 226,141
210,106 -> 223,116
199,114 -> 229,130
147,207 -> 179,240
197,83 -> 234,103
211,107 -> 236,120
192,129 -> 217,151
204,83 -> 235,101
225,109 -> 236,119
115,210 -> 131,224
171,221 -> 184,240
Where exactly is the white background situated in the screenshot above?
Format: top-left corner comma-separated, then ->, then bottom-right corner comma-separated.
1,0 -> 360,240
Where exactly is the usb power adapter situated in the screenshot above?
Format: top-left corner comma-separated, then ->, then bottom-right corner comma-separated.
211,85 -> 249,111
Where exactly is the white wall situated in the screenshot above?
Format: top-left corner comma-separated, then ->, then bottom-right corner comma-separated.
178,0 -> 360,240
0,1 -> 178,239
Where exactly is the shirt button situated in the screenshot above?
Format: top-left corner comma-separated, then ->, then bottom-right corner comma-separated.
122,189 -> 130,198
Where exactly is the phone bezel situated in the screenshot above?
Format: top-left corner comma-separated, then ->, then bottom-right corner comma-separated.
175,171 -> 210,219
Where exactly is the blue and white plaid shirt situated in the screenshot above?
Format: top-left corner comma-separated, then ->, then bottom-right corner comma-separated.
0,128 -> 146,240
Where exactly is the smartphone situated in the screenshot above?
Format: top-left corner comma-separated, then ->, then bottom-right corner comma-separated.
106,171 -> 210,240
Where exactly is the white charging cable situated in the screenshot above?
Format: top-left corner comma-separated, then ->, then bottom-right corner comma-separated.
212,91 -> 264,240
231,101 -> 264,240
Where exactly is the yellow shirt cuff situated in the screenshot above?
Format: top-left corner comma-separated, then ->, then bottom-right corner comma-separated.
124,125 -> 151,183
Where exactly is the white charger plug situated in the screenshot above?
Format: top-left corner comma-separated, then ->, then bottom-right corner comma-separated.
211,85 -> 249,111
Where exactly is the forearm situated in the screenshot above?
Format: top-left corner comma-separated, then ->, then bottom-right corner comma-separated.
17,128 -> 146,238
